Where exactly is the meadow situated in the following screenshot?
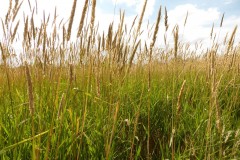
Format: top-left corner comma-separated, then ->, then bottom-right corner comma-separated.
0,0 -> 240,159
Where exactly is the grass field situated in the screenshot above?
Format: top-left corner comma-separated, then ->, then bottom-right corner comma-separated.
0,0 -> 240,159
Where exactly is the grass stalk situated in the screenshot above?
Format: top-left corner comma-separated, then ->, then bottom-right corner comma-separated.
25,63 -> 36,159
105,102 -> 120,160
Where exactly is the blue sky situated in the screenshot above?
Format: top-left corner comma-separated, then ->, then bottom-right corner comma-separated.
98,0 -> 240,22
0,0 -> 239,50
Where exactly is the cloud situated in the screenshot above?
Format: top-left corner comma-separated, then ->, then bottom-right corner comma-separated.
135,0 -> 156,19
166,4 -> 219,43
224,0 -> 234,4
168,4 -> 220,28
152,4 -> 222,50
111,0 -> 156,20
0,1 -> 8,19
112,0 -> 137,7
152,3 -> 240,52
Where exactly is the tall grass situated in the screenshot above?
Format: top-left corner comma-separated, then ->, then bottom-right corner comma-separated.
0,0 -> 240,159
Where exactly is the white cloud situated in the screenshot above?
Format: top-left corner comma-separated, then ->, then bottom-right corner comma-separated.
224,0 -> 235,4
0,1 -> 8,19
113,0 -> 137,7
151,4 -> 222,50
135,0 -> 156,19
152,4 -> 240,53
168,4 -> 220,28
166,5 -> 219,43
112,0 -> 156,20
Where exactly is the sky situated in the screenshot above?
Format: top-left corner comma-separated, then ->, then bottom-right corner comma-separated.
0,0 -> 240,51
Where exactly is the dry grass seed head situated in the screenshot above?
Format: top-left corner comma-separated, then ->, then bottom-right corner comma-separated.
226,25 -> 238,55
30,11 -> 36,40
5,0 -> 13,25
149,6 -> 161,61
136,0 -> 147,35
220,13 -> 225,28
129,15 -> 138,38
12,0 -> 24,22
27,0 -> 32,12
77,0 -> 89,37
23,17 -> 29,42
184,11 -> 188,27
174,25 -> 179,59
164,7 -> 168,31
90,0 -> 96,38
67,0 -> 77,41
11,20 -> 20,42
37,25 -> 43,47
210,23 -> 214,40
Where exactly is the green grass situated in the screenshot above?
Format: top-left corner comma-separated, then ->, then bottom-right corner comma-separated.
0,62 -> 240,159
